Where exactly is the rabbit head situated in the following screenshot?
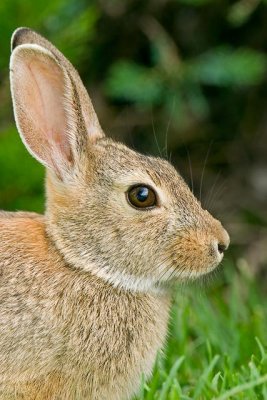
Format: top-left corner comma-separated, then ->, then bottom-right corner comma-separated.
10,28 -> 229,292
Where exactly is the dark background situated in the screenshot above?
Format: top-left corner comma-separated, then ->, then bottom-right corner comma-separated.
0,0 -> 267,279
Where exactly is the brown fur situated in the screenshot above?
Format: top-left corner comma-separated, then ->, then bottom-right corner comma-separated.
0,28 -> 229,399
0,213 -> 170,399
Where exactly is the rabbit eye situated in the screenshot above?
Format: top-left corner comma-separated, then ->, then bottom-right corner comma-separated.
127,185 -> 157,209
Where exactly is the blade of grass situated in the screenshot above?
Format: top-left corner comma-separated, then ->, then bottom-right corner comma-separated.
215,373 -> 267,400
158,356 -> 185,400
193,355 -> 220,398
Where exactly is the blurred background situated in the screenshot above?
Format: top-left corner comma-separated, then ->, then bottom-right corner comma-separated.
0,0 -> 267,280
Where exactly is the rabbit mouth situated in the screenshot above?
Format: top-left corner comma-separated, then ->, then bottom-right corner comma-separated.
158,254 -> 225,284
158,261 -> 223,285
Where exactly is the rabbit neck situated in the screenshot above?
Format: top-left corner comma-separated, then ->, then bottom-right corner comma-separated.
47,223 -> 169,295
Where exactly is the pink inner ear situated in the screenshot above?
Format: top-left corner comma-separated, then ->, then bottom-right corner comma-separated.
14,52 -> 72,169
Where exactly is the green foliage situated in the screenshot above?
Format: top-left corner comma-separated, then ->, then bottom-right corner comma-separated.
189,47 -> 267,86
228,0 -> 261,27
106,62 -> 164,105
0,127 -> 44,212
135,263 -> 267,399
105,9 -> 267,131
177,0 -> 213,5
106,44 -> 267,121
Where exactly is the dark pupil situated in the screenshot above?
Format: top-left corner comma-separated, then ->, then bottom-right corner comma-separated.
136,187 -> 149,202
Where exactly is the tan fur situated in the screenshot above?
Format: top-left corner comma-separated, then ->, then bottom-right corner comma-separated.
0,28 -> 229,399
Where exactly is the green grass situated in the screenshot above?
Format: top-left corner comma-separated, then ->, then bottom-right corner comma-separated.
136,260 -> 267,400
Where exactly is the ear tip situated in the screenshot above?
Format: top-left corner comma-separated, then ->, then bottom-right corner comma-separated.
11,27 -> 36,52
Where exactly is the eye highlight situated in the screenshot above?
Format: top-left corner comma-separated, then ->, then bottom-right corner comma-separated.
127,185 -> 157,210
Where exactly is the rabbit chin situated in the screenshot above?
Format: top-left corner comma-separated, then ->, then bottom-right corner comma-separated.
86,262 -> 164,294
84,258 -> 222,294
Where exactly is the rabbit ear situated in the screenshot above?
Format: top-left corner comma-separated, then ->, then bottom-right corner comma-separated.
11,28 -> 103,142
10,29 -> 104,177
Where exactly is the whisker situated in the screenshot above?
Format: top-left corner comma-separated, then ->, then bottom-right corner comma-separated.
199,140 -> 213,203
150,108 -> 162,157
186,148 -> 194,195
163,97 -> 176,160
177,133 -> 195,193
207,178 -> 227,212
205,170 -> 222,210
164,119 -> 171,160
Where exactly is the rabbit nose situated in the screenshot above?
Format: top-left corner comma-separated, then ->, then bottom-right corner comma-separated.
218,242 -> 227,254
216,228 -> 230,255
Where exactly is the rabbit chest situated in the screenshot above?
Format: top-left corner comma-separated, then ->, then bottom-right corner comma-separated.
57,280 -> 171,399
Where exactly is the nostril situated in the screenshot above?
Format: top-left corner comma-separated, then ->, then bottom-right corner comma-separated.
218,243 -> 227,254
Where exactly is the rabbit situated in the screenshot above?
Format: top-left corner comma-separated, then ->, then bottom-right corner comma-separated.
0,27 -> 230,400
